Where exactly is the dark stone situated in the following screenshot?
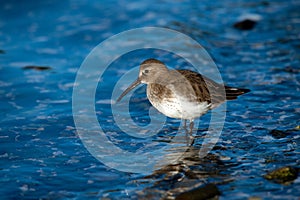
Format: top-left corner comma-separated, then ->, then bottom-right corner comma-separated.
234,19 -> 257,30
272,66 -> 300,74
22,65 -> 52,71
175,183 -> 220,200
269,129 -> 289,139
264,166 -> 299,184
261,1 -> 270,6
0,49 -> 5,54
284,66 -> 300,73
212,145 -> 227,150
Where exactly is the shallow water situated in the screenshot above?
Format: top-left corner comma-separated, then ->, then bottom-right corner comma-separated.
1,0 -> 300,199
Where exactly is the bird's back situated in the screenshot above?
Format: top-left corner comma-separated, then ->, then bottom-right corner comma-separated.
174,69 -> 250,106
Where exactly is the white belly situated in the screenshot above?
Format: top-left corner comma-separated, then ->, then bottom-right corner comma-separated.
148,96 -> 210,120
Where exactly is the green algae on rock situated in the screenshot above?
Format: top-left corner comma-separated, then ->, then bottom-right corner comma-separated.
264,166 -> 299,184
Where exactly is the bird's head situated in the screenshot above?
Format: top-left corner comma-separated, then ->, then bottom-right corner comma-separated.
117,58 -> 168,102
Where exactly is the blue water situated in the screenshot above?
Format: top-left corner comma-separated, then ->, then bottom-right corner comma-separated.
1,0 -> 300,199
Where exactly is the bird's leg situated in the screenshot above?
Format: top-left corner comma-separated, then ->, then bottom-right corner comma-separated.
189,119 -> 194,134
183,119 -> 187,129
183,119 -> 195,146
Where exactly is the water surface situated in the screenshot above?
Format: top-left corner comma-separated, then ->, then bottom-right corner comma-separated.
0,0 -> 299,199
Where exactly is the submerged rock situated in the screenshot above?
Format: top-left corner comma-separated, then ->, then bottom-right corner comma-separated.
272,66 -> 300,74
175,183 -> 220,200
283,66 -> 300,73
0,49 -> 5,54
264,166 -> 299,184
22,65 -> 52,71
269,127 -> 300,139
233,19 -> 257,30
269,129 -> 289,139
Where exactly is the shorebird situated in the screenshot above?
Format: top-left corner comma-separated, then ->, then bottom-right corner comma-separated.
117,58 -> 250,132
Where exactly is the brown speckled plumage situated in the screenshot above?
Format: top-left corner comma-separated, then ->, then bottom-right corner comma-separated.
148,83 -> 174,101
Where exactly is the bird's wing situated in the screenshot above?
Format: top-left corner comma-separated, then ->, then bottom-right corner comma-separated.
173,69 -> 226,105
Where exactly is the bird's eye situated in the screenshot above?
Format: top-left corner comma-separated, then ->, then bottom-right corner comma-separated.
142,69 -> 149,76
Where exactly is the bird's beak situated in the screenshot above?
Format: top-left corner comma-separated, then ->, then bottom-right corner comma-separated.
116,78 -> 141,102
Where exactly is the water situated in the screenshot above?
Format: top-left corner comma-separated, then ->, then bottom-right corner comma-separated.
1,0 -> 300,199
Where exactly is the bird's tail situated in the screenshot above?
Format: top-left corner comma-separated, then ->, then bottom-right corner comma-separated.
225,86 -> 250,100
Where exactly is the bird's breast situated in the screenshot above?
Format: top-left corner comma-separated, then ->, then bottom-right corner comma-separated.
146,84 -> 211,120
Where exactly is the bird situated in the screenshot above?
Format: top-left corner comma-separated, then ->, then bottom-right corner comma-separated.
117,58 -> 250,132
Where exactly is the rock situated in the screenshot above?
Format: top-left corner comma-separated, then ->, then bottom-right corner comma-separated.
269,129 -> 289,139
283,66 -> 300,73
264,166 -> 299,184
175,183 -> 220,200
269,127 -> 300,139
261,1 -> 270,6
0,49 -> 5,54
22,65 -> 52,71
272,66 -> 300,74
233,19 -> 257,30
